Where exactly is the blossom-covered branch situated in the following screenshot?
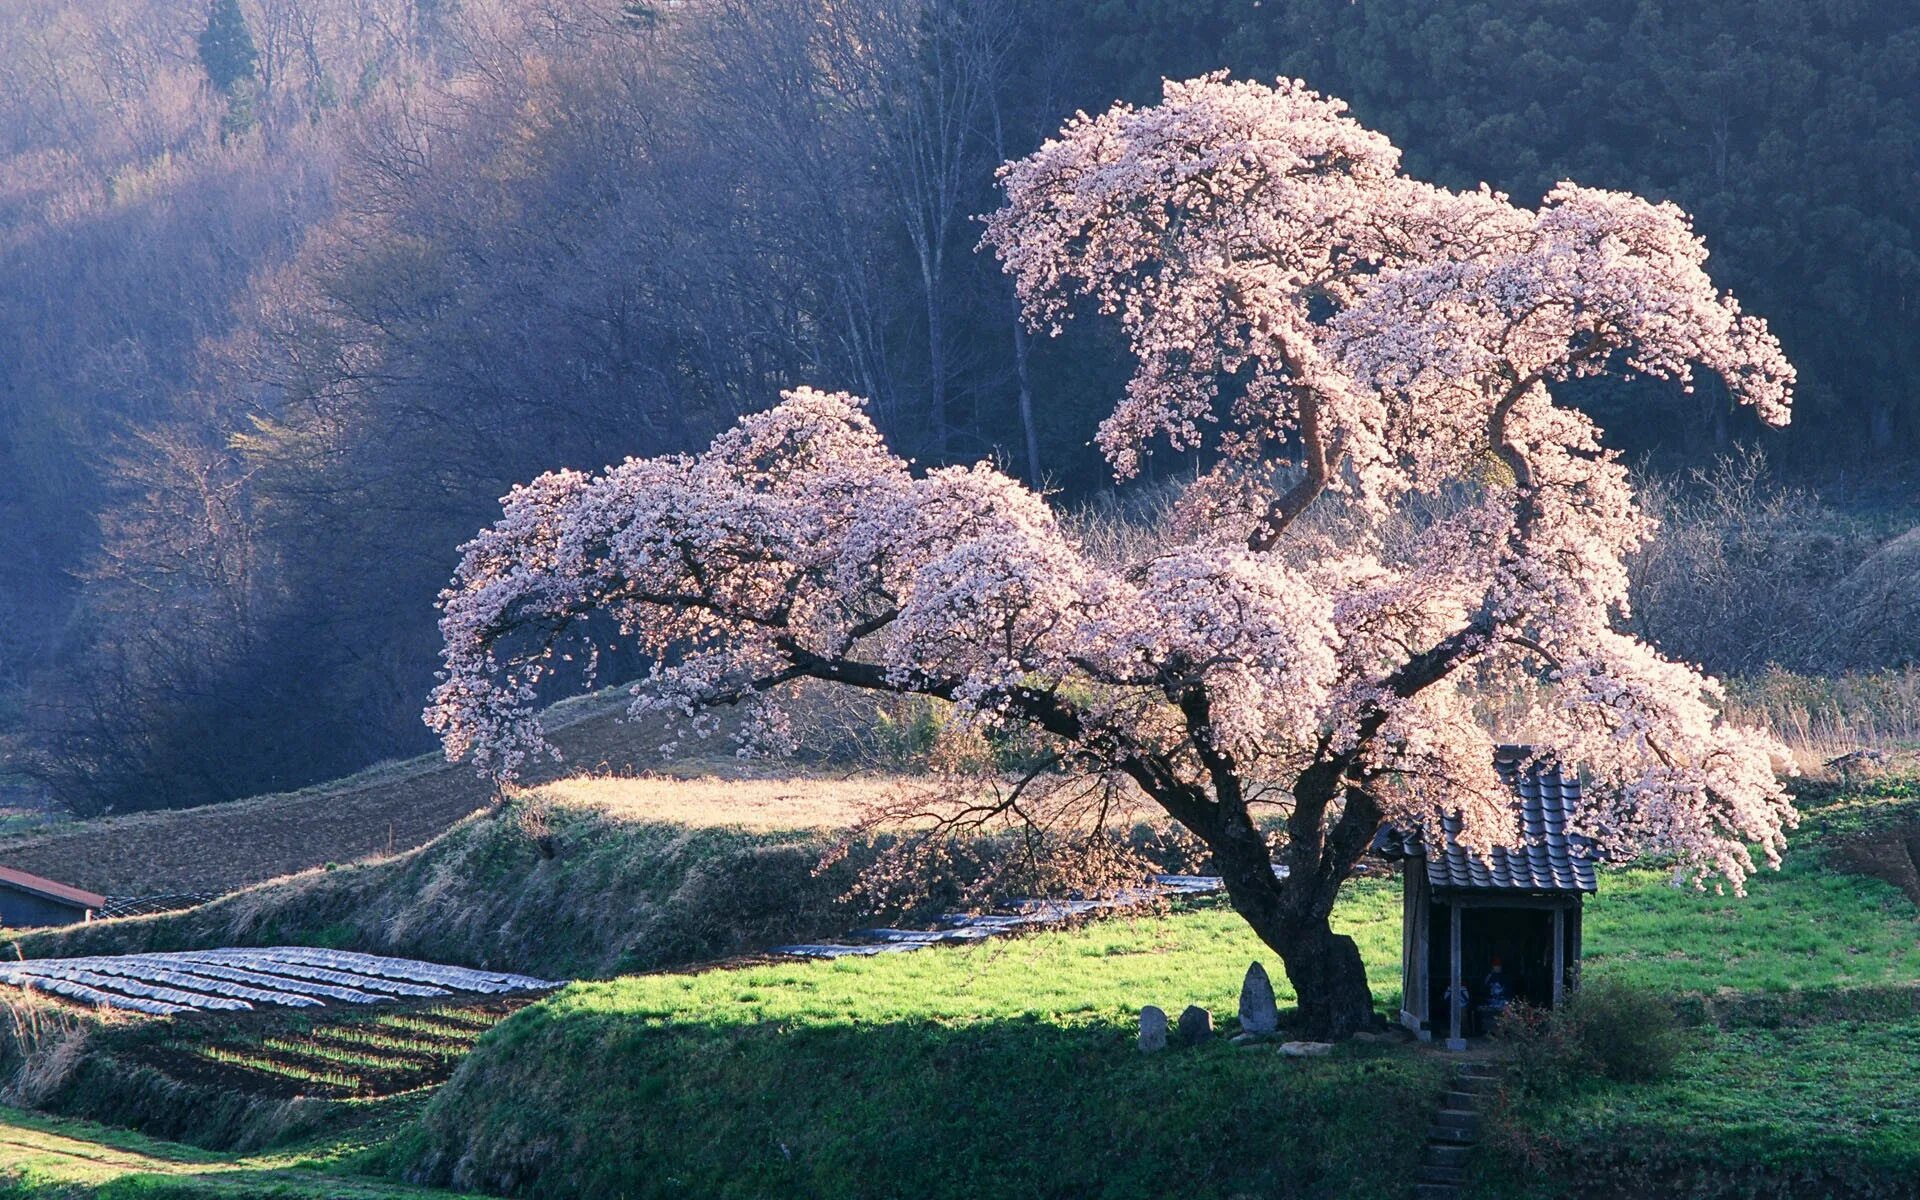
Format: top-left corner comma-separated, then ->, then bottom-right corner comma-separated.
430,74 -> 1799,1038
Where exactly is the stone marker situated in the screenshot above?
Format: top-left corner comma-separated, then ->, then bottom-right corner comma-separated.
1138,1005 -> 1168,1052
1238,961 -> 1279,1035
1176,1004 -> 1213,1046
1280,1040 -> 1334,1057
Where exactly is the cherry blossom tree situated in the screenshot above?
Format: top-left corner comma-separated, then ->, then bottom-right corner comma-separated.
427,74 -> 1798,1039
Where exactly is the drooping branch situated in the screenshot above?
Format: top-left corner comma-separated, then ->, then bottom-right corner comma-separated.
431,79 -> 1801,1040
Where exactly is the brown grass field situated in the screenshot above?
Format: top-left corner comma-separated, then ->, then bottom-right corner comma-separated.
0,692 -> 897,896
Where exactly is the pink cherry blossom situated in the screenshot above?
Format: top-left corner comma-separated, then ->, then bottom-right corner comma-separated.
428,75 -> 1798,1038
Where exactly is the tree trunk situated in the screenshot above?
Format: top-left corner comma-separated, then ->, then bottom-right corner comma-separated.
1011,309 -> 1040,484
1203,805 -> 1380,1041
1269,918 -> 1376,1041
1220,879 -> 1378,1041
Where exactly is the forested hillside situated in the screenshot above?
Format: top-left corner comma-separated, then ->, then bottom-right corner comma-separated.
2,0 -> 1916,815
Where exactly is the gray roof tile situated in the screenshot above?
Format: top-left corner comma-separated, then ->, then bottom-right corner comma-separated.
1372,746 -> 1598,894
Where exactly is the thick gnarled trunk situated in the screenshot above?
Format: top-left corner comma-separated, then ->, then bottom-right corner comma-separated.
1195,770 -> 1382,1042
1218,874 -> 1379,1041
1265,920 -> 1376,1041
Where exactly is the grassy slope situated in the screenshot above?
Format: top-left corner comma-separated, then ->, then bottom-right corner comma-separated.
0,691 -> 801,896
403,791 -> 1920,1200
1475,783 -> 1920,1197
0,1104 -> 450,1199
5,741 -> 1918,1199
5,799 -> 872,992
403,885 -> 1448,1200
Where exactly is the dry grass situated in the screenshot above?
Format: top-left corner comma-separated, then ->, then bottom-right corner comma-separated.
0,696 -> 774,896
520,775 -> 937,833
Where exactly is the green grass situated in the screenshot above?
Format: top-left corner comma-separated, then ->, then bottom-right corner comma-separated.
1475,1018 -> 1920,1198
0,1105 -> 451,1198
1579,863 -> 1920,995
403,885 -> 1447,1200
1469,791 -> 1920,1197
7,778 -> 1920,1199
400,809 -> 1920,1200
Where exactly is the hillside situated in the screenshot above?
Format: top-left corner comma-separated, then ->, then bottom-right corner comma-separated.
0,1104 -> 452,1199
7,788 -> 904,983
0,769 -> 1914,1198
0,692 -> 874,897
399,785 -> 1920,1200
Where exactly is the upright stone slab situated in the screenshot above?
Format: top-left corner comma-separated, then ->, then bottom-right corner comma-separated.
1138,1005 -> 1168,1052
1176,1004 -> 1213,1046
1238,961 -> 1279,1035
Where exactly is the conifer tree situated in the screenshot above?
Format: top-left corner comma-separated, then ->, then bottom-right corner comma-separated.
197,0 -> 258,96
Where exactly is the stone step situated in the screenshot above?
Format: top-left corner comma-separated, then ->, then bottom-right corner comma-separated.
1432,1107 -> 1480,1129
1412,1184 -> 1460,1200
1415,1163 -> 1466,1186
1454,1068 -> 1500,1085
1427,1123 -> 1476,1145
1445,1089 -> 1487,1109
1422,1142 -> 1471,1168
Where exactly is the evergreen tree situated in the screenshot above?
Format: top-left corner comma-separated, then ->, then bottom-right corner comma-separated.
197,0 -> 258,96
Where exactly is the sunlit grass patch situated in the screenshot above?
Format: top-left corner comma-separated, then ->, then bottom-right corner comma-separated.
1581,864 -> 1920,995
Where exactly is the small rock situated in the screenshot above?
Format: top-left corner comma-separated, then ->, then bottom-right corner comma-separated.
1350,1029 -> 1395,1044
1279,1040 -> 1335,1057
1176,1004 -> 1214,1046
1229,1031 -> 1274,1048
1138,1005 -> 1168,1052
1238,961 -> 1280,1035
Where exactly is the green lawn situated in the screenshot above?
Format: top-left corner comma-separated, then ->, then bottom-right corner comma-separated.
400,821 -> 1920,1200
1473,1016 -> 1920,1198
1475,808 -> 1920,1198
1581,864 -> 1920,994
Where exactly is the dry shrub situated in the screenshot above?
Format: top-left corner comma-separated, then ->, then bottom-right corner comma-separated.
1724,668 -> 1920,774
820,766 -> 1203,917
0,993 -> 101,1106
1498,978 -> 1684,1093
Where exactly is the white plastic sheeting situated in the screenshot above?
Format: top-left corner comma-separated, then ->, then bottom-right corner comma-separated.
0,947 -> 564,1015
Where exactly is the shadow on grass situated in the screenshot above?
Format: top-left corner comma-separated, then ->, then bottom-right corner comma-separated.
404,1008 -> 1445,1200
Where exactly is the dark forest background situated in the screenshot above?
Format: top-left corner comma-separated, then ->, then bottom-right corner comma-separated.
2,0 -> 1916,815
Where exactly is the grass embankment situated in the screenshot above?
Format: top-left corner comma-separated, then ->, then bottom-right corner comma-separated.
402,886 -> 1447,1200
0,1104 -> 452,1199
0,689 -> 822,897
1475,780 -> 1920,1198
5,995 -> 543,1154
401,783 -> 1920,1200
4,778 -> 943,981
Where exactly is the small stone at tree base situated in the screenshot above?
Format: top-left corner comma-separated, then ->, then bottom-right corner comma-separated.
1229,1031 -> 1276,1047
1176,1004 -> 1213,1045
1138,1005 -> 1168,1052
1280,1040 -> 1335,1057
1238,961 -> 1280,1035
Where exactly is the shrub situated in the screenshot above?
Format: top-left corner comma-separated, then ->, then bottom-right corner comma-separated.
1499,978 -> 1684,1091
1567,978 -> 1685,1082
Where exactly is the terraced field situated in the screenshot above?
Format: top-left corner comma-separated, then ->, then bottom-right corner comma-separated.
137,997 -> 541,1101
